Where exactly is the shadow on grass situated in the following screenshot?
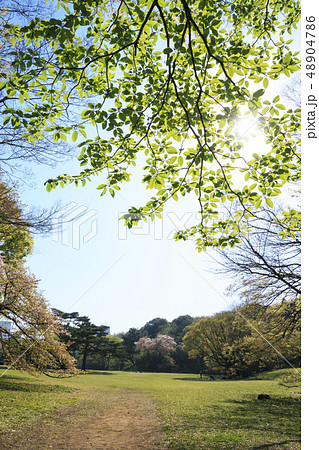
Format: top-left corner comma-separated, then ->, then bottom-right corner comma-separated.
173,377 -> 208,382
0,373 -> 34,382
0,379 -> 75,393
252,440 -> 301,449
216,396 -> 301,445
249,368 -> 301,381
180,395 -> 300,448
85,371 -> 114,376
226,396 -> 301,419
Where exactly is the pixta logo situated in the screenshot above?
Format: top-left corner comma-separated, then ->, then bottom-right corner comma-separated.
52,203 -> 98,250
118,211 -> 201,240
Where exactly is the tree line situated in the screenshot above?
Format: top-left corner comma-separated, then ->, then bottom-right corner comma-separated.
53,303 -> 300,379
52,312 -> 202,373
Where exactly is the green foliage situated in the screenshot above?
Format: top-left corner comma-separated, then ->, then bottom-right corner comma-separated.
135,349 -> 173,373
92,335 -> 126,370
0,176 -> 33,261
3,0 -> 301,250
163,315 -> 195,344
183,302 -> 301,378
140,317 -> 169,338
0,3 -> 77,179
54,311 -> 111,371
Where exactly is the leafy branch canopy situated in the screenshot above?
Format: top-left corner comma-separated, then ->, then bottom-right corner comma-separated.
3,0 -> 301,249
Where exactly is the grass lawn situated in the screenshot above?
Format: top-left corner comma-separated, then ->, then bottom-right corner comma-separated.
0,366 -> 300,449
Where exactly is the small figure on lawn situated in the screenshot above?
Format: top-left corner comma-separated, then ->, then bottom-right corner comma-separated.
199,369 -> 203,379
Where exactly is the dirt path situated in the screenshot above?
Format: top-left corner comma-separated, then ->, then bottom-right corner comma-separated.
1,389 -> 168,449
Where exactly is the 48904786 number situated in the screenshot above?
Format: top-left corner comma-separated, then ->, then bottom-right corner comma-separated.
306,16 -> 316,79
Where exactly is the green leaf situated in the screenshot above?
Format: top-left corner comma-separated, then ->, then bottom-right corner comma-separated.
265,197 -> 273,208
72,130 -> 78,142
253,89 -> 264,99
283,53 -> 291,65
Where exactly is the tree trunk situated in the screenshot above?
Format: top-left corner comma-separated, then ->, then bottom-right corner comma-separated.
81,340 -> 89,371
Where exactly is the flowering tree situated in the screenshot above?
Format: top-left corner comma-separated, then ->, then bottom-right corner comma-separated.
0,257 -> 76,375
0,176 -> 76,376
135,334 -> 177,372
135,334 -> 177,354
